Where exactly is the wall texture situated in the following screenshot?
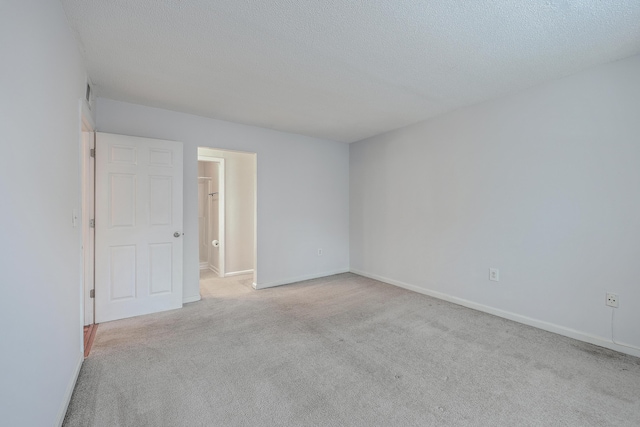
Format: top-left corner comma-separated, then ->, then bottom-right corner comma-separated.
0,0 -> 89,425
350,54 -> 640,357
96,98 -> 350,300
199,148 -> 255,275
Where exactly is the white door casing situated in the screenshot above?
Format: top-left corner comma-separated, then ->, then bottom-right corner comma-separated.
198,177 -> 211,268
82,131 -> 95,325
95,133 -> 183,323
210,188 -> 220,274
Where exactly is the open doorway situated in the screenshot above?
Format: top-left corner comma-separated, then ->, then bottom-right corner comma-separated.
197,147 -> 257,293
197,157 -> 225,276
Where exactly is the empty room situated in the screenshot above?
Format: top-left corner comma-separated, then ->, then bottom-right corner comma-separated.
1,0 -> 640,426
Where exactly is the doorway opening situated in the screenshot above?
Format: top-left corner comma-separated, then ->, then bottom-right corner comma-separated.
198,156 -> 225,276
197,147 -> 257,292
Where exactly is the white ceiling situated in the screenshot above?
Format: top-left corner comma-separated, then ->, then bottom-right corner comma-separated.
61,0 -> 640,143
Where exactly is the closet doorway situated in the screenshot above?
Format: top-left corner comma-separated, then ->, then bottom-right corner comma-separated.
198,156 -> 225,276
197,147 -> 257,285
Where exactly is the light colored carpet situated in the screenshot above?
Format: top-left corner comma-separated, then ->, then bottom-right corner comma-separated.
64,272 -> 640,426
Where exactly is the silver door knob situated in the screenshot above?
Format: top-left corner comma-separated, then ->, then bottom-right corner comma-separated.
174,232 -> 181,238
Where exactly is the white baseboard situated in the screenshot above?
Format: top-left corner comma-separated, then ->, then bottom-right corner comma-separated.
199,262 -> 209,270
225,269 -> 254,277
350,269 -> 640,358
56,351 -> 83,427
183,294 -> 201,304
209,265 -> 219,275
254,268 -> 350,290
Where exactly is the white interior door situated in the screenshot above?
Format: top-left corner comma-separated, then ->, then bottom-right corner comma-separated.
95,133 -> 183,323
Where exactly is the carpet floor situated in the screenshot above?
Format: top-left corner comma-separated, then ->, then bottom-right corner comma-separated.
64,272 -> 640,426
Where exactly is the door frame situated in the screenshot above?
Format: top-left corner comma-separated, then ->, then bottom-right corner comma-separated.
197,155 -> 225,277
197,177 -> 212,270
80,102 -> 95,327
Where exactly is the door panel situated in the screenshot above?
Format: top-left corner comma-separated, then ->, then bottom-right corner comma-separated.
95,132 -> 183,323
109,174 -> 136,227
109,245 -> 136,299
149,176 -> 172,225
149,243 -> 173,294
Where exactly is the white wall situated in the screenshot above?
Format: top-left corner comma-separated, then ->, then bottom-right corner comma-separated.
200,148 -> 255,275
350,54 -> 640,357
0,0 -> 90,425
96,98 -> 350,299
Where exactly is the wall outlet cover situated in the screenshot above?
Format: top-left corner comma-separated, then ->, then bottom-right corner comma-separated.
606,293 -> 619,308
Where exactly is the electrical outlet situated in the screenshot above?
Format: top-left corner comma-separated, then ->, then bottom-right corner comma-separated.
489,268 -> 499,282
606,293 -> 619,308
317,248 -> 323,256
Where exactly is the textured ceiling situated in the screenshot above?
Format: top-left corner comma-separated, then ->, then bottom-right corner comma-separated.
60,0 -> 640,142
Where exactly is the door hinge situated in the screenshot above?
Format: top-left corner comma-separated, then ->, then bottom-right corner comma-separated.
90,289 -> 95,298
89,219 -> 95,228
90,148 -> 95,158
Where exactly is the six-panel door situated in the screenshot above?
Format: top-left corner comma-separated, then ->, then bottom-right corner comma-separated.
95,133 -> 183,323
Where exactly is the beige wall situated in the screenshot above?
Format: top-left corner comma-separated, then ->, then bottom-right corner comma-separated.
200,161 -> 220,270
